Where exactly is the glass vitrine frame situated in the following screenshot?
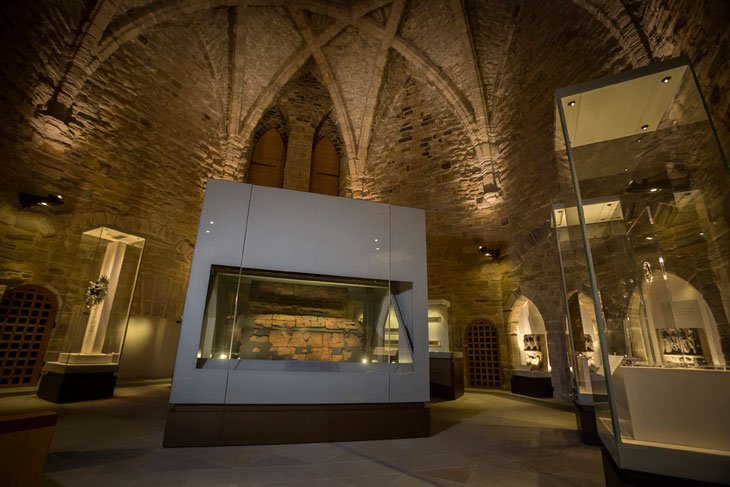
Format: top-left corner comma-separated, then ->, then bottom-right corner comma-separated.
43,226 -> 145,372
555,56 -> 730,481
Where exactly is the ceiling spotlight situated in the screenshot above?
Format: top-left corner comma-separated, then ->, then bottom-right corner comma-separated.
661,76 -> 671,83
646,236 -> 653,240
641,125 -> 649,130
205,230 -> 210,233
374,238 -> 378,242
40,202 -> 48,206
650,188 -> 658,192
699,232 -> 705,236
210,220 -> 214,225
567,101 -> 576,107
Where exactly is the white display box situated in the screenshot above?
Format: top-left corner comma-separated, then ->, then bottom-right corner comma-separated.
169,180 -> 428,405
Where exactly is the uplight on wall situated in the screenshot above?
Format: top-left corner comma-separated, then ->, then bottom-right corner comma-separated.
19,192 -> 64,209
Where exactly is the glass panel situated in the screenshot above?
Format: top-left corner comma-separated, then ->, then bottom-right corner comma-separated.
196,266 -> 413,367
557,58 -> 730,464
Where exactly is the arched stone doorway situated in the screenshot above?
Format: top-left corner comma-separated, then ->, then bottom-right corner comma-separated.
464,320 -> 502,388
507,296 -> 549,372
0,284 -> 57,387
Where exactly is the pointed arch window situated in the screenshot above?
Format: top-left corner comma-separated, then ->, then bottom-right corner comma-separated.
310,137 -> 340,196
248,128 -> 286,188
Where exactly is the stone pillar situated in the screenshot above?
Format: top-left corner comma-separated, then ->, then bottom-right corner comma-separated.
282,122 -> 315,191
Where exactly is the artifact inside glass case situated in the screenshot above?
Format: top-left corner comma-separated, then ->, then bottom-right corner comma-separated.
196,266 -> 413,366
555,57 -> 730,482
38,226 -> 145,402
514,299 -> 550,372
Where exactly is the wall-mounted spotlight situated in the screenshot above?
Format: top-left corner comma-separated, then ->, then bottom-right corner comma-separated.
19,192 -> 64,209
478,246 -> 501,262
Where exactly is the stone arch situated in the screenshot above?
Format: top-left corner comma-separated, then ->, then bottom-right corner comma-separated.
569,0 -> 654,68
507,295 -> 549,372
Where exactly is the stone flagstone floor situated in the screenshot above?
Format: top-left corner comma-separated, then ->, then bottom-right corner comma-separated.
0,382 -> 605,486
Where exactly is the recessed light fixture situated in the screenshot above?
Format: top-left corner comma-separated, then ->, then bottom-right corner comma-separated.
650,188 -> 658,192
210,220 -> 214,224
567,101 -> 576,107
699,232 -> 705,236
374,238 -> 378,242
646,236 -> 653,240
57,195 -> 63,199
661,76 -> 671,83
205,230 -> 210,233
376,247 -> 380,251
641,125 -> 649,130
40,202 -> 48,206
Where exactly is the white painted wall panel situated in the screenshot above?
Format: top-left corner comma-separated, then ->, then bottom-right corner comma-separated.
169,180 -> 252,403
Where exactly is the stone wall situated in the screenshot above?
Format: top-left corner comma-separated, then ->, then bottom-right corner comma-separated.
1,0 -> 728,392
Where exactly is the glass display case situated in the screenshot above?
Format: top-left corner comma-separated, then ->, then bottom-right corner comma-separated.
555,57 -> 730,482
165,181 -> 429,446
427,298 -> 450,352
37,226 -> 145,402
196,265 -> 412,366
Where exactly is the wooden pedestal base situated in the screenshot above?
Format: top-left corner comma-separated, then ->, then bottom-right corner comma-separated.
510,374 -> 553,398
164,402 -> 430,447
575,402 -> 600,445
601,447 -> 727,487
37,371 -> 117,403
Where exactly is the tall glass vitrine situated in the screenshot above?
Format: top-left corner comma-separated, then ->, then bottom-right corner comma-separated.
555,57 -> 730,483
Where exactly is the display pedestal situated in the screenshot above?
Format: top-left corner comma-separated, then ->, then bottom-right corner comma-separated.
601,447 -> 725,487
429,352 -> 464,400
163,402 -> 430,447
574,400 -> 600,445
36,363 -> 118,403
510,370 -> 553,398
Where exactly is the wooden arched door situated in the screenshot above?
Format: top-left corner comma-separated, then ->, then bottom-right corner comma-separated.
465,320 -> 502,388
0,284 -> 57,387
310,137 -> 340,196
248,128 -> 286,188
